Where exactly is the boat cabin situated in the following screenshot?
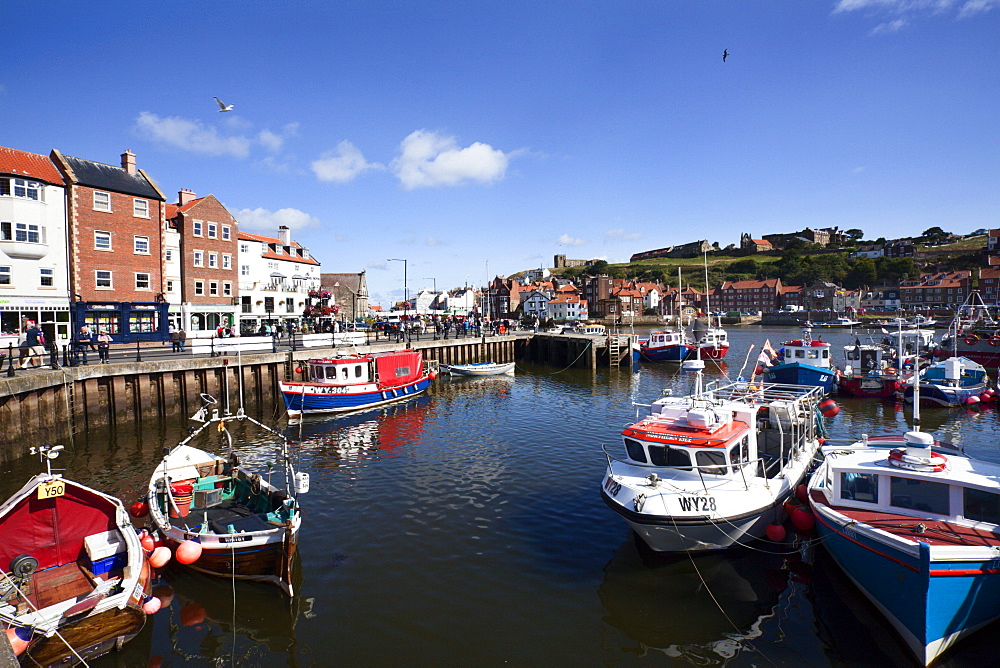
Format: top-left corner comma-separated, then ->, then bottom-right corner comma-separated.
644,330 -> 686,348
780,339 -> 833,369
307,357 -> 372,384
695,328 -> 728,346
621,406 -> 751,476
841,344 -> 893,377
920,357 -> 987,387
576,324 -> 607,336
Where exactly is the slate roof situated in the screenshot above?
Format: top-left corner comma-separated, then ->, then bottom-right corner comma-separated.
57,153 -> 162,199
0,146 -> 64,185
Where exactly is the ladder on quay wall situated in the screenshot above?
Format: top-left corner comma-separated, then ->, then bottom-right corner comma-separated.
607,336 -> 620,367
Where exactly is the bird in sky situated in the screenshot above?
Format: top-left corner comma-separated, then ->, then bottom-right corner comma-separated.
722,49 -> 729,62
213,96 -> 234,112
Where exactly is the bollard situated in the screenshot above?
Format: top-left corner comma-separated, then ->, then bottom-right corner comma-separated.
135,338 -> 142,363
62,342 -> 70,368
6,343 -> 14,377
48,342 -> 59,370
272,334 -> 278,354
210,337 -> 216,358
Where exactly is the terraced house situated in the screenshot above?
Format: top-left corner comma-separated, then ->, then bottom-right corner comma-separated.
899,271 -> 971,309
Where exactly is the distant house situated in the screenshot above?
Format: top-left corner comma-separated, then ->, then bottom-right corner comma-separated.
321,271 -> 370,323
988,229 -> 1000,254
548,294 -> 588,321
763,227 -> 839,249
899,271 -> 971,309
980,268 -> 1000,306
740,233 -> 774,253
883,239 -> 916,258
850,245 -> 884,259
779,285 -> 803,309
630,240 -> 716,261
716,278 -> 783,312
520,289 -> 551,319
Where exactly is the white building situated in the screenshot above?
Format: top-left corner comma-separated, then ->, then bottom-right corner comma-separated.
548,295 -> 588,321
444,288 -> 477,316
643,287 -> 661,311
0,147 -> 71,344
409,288 -> 441,315
520,289 -> 550,319
237,226 -> 320,331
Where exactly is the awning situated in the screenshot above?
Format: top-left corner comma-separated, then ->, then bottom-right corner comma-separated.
270,272 -> 286,279
292,275 -> 307,280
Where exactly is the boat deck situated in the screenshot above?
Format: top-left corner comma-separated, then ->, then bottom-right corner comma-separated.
14,562 -> 96,612
812,490 -> 1000,548
171,498 -> 278,535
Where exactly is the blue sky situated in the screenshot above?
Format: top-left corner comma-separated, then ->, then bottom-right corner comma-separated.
4,1 -> 998,307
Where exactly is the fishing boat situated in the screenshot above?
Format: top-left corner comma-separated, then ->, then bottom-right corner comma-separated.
815,316 -> 862,328
940,292 -> 1000,372
837,343 -> 904,398
640,330 -> 693,363
807,432 -> 1000,665
600,378 -> 826,552
0,445 -> 153,665
279,349 -> 437,416
901,356 -> 990,407
687,251 -> 729,361
441,361 -> 515,376
144,396 -> 306,596
760,332 -> 838,394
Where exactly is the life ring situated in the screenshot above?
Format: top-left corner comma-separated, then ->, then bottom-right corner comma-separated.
888,448 -> 947,473
883,367 -> 897,376
964,334 -> 979,346
990,336 -> 1000,347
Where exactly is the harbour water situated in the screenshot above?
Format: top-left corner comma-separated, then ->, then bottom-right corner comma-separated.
3,325 -> 998,666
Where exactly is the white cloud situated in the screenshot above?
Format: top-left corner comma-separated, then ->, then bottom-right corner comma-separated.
834,0 -> 998,22
311,141 -> 382,183
852,165 -> 868,173
257,130 -> 284,153
558,234 -> 586,246
605,228 -> 642,241
134,112 -> 251,157
959,0 -> 1000,17
391,130 -> 510,189
234,206 -> 320,232
426,236 -> 443,246
870,18 -> 909,32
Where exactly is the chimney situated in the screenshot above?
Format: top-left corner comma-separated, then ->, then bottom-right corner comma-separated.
178,189 -> 197,206
277,225 -> 291,247
121,150 -> 136,174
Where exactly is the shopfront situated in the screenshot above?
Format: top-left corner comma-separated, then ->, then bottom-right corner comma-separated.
0,298 -> 72,350
73,301 -> 170,343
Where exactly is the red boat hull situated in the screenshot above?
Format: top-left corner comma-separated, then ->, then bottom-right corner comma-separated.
696,344 -> 729,360
837,375 -> 902,398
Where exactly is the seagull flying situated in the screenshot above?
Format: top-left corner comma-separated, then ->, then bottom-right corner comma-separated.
213,96 -> 234,112
722,49 -> 729,62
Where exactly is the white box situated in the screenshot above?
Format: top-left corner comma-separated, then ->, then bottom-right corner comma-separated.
84,530 -> 126,561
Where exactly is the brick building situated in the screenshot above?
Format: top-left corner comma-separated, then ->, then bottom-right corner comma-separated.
899,271 -> 971,309
715,278 -> 782,312
166,190 -> 239,332
51,149 -> 168,341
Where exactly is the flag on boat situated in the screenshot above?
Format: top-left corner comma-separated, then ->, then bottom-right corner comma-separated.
757,339 -> 777,367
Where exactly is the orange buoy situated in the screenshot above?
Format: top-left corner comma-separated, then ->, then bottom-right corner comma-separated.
130,500 -> 149,518
175,539 -> 203,565
796,484 -> 809,503
149,546 -> 171,568
819,399 -> 841,417
5,626 -> 31,655
783,498 -> 801,516
148,656 -> 164,668
765,523 -> 786,542
140,531 -> 156,552
142,595 -> 162,615
295,366 -> 303,374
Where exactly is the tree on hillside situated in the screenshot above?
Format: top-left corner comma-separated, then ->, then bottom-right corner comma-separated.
586,259 -> 609,276
845,258 -> 877,290
875,257 -> 917,283
921,226 -> 949,243
845,229 -> 864,241
726,258 -> 759,275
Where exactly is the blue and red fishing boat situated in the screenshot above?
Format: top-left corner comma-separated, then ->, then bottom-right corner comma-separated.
280,349 -> 437,416
760,335 -> 838,394
639,330 -> 693,363
808,432 -> 1000,665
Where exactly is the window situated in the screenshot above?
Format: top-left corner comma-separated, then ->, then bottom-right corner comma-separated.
133,198 -> 149,218
165,249 -> 173,262
95,231 -> 111,250
166,280 -> 174,292
696,450 -> 728,475
192,221 -> 203,237
624,438 -> 647,463
1,222 -> 43,243
94,191 -> 111,212
134,236 -> 150,254
222,254 -> 232,270
40,268 -> 53,287
96,270 -> 112,289
0,266 -> 10,285
194,280 -> 204,296
241,264 -> 250,276
841,472 -> 878,503
193,251 -> 203,267
240,243 -> 250,253
135,273 -> 151,290
965,488 -> 1000,524
208,252 -> 218,268
222,226 -> 231,241
223,282 -> 232,296
207,223 -> 217,239
209,281 -> 219,296
890,476 -> 949,515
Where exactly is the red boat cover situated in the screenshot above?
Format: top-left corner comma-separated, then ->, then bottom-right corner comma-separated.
375,350 -> 424,388
0,481 -> 117,572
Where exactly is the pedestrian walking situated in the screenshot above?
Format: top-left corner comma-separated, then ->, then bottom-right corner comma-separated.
177,327 -> 187,352
19,322 -> 45,369
170,324 -> 180,352
97,329 -> 112,363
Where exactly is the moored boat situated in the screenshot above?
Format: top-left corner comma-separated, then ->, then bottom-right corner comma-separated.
837,343 -> 904,398
145,396 -> 305,595
940,292 -> 1000,372
815,316 -> 862,328
280,349 -> 437,416
640,330 -> 693,363
600,379 -> 826,553
0,446 -> 153,665
760,333 -> 838,394
689,319 -> 729,361
807,432 -> 1000,665
901,356 -> 990,407
441,361 -> 515,376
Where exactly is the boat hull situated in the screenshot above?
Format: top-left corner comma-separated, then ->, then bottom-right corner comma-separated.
26,604 -> 147,667
640,344 -> 692,363
442,362 -> 515,376
762,363 -> 837,394
280,376 -> 432,416
814,508 -> 1000,665
838,375 -> 902,398
902,382 -> 987,407
694,343 -> 729,360
951,339 -> 1000,372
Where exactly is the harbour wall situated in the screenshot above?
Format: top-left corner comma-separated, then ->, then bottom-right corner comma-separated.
0,334 -> 527,458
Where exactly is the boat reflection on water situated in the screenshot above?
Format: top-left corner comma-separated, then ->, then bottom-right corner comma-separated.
598,535 -> 790,663
148,562 -> 304,664
289,397 -> 434,462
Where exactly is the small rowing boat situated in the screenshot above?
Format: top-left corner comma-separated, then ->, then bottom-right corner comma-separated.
441,361 -> 515,376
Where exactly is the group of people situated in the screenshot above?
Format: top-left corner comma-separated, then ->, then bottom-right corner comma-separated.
72,324 -> 113,364
13,321 -> 111,369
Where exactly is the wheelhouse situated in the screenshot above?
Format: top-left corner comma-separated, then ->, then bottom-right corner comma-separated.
645,331 -> 685,347
308,357 -> 371,384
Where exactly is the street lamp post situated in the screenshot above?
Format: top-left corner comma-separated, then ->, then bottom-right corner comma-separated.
387,258 -> 408,316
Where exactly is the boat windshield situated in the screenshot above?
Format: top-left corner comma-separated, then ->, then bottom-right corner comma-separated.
647,444 -> 692,470
965,488 -> 1000,524
890,476 -> 949,515
696,450 -> 728,475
